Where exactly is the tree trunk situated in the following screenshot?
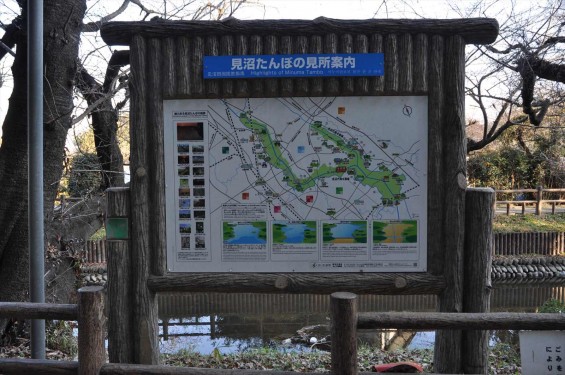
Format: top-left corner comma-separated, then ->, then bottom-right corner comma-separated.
0,1 -> 87,330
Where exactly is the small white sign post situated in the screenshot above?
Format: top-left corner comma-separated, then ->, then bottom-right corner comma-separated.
520,331 -> 565,375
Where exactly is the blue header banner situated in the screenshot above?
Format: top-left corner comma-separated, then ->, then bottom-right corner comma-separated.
203,53 -> 384,79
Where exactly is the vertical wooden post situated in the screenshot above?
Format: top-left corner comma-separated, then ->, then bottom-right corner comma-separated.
106,187 -> 133,363
426,34 -> 445,276
330,292 -> 358,375
435,34 -> 466,374
130,34 -> 160,365
78,286 -> 105,375
536,185 -> 543,215
463,188 -> 494,374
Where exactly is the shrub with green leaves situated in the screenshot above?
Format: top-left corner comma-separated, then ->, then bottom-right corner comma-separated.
68,153 -> 102,198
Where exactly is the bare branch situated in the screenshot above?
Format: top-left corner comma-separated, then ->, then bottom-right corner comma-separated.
82,1 -> 131,32
130,0 -> 160,19
0,16 -> 21,61
72,73 -> 128,126
484,43 -> 525,54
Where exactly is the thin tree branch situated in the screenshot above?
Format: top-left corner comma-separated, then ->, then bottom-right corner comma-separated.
82,0 -> 131,32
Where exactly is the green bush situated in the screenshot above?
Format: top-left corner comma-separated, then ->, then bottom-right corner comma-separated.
68,153 -> 102,198
539,298 -> 565,313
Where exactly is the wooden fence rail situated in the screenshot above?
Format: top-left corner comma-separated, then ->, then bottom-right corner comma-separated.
2,288 -> 563,374
331,292 -> 565,375
495,187 -> 565,215
0,286 -> 105,375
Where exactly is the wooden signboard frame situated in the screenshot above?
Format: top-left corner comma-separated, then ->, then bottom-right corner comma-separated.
101,17 -> 498,371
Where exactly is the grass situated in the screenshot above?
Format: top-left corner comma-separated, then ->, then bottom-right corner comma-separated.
162,344 -> 522,374
162,345 -> 434,373
493,213 -> 565,233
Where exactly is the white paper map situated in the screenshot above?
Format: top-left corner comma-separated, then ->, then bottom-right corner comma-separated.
164,96 -> 427,272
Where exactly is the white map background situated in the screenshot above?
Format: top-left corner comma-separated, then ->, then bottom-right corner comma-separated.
165,96 -> 427,272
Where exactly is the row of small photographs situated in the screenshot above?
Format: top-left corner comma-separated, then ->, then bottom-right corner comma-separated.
179,187 -> 205,197
179,198 -> 206,209
178,166 -> 205,176
178,144 -> 204,154
221,220 -> 418,245
177,155 -> 205,165
181,235 -> 206,249
179,221 -> 205,234
178,209 -> 206,220
179,178 -> 205,187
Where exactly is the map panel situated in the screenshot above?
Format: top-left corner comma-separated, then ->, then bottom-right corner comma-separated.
164,97 -> 428,272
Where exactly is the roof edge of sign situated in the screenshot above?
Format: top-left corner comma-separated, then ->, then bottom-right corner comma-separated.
100,17 -> 499,46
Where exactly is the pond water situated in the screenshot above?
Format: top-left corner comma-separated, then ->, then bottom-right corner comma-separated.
226,224 -> 266,244
157,286 -> 564,355
280,223 -> 308,243
329,223 -> 363,239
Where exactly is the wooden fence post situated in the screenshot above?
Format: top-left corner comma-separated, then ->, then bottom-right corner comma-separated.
106,187 -> 133,363
78,286 -> 106,375
463,187 -> 494,374
536,185 -> 543,215
435,34 -> 466,374
330,292 -> 358,375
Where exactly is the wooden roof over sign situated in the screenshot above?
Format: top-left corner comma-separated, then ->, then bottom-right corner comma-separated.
100,17 -> 499,46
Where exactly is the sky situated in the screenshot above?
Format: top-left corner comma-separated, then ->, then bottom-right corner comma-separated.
0,0 -> 517,140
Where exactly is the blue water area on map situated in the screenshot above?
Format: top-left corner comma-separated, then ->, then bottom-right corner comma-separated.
227,224 -> 266,244
330,223 -> 363,238
281,224 -> 307,243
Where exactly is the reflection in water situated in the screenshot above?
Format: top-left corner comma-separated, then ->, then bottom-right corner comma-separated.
157,286 -> 564,354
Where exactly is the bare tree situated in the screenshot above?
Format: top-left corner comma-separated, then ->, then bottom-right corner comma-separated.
462,0 -> 565,151
0,0 -> 253,334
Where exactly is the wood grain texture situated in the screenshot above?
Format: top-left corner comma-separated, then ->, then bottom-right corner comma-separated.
191,36 -> 204,97
384,34 -> 398,92
147,273 -> 445,295
0,359 -> 78,375
354,34 -> 369,94
309,35 -> 323,96
78,286 -> 106,375
205,36 -> 220,97
129,36 -> 159,365
107,241 -> 133,364
462,188 -> 495,375
413,34 -> 428,92
340,34 -> 354,95
101,17 -> 499,46
161,38 -> 176,98
106,188 -> 133,364
280,36 -> 293,96
324,33 -> 339,95
369,34 -> 384,93
397,34 -> 412,92
235,35 -> 249,97
263,35 -> 279,97
147,38 -> 166,277
358,312 -> 565,330
220,35 -> 234,97
330,292 -> 358,375
176,37 -> 190,96
294,35 -> 309,95
434,35 -> 467,375
249,35 -> 264,96
0,302 -> 77,320
426,35 -> 444,276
